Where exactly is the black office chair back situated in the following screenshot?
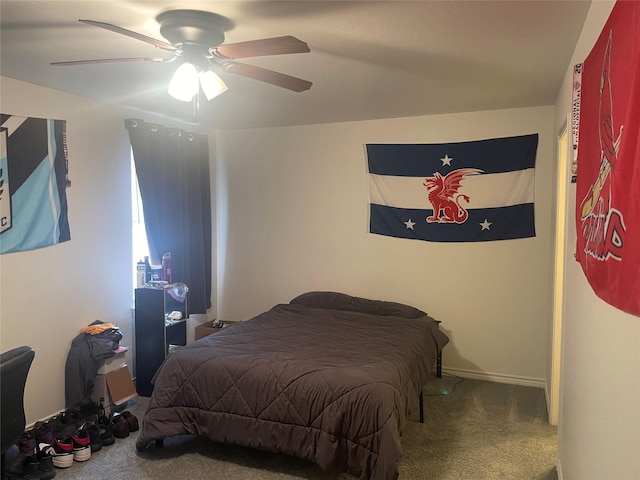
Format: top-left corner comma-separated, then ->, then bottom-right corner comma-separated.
0,346 -> 35,454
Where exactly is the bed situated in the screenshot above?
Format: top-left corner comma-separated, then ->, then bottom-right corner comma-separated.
136,291 -> 449,480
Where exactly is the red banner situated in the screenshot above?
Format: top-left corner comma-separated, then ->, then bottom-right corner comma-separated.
575,0 -> 640,316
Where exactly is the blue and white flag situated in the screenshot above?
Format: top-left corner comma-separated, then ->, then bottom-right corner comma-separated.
0,114 -> 70,254
366,134 -> 537,242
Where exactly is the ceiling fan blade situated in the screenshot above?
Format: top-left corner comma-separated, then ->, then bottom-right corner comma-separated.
223,62 -> 312,92
213,36 -> 310,59
51,57 -> 169,66
79,19 -> 176,52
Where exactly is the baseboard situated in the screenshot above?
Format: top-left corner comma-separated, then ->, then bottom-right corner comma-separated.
544,381 -> 551,408
441,367 -> 545,389
556,457 -> 564,480
544,381 -> 552,420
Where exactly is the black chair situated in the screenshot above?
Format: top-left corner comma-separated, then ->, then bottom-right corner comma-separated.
0,346 -> 35,479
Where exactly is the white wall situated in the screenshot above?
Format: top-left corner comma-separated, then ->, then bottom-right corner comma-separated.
0,77 -> 134,423
554,2 -> 640,479
0,77 -> 217,423
216,106 -> 555,385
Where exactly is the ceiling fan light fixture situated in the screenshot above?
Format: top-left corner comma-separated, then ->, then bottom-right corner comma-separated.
168,62 -> 199,102
53,12 -> 312,98
199,70 -> 228,101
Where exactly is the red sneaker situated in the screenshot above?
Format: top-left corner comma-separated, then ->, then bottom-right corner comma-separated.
71,429 -> 91,462
48,438 -> 74,468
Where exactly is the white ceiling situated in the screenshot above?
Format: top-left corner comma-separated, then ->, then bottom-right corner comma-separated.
0,1 -> 591,130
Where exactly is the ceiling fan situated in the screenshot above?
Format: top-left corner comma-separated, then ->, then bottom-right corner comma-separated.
51,10 -> 313,102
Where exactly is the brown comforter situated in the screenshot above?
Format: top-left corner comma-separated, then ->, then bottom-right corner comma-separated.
136,299 -> 448,480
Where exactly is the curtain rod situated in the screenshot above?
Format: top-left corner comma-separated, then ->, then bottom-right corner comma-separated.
124,118 -> 208,141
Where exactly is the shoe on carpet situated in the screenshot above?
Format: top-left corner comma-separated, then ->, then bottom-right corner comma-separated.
46,411 -> 79,439
44,415 -> 69,438
110,415 -> 129,439
6,455 -> 40,480
35,446 -> 56,480
119,411 -> 139,432
71,429 -> 91,462
79,422 -> 102,452
47,439 -> 73,468
96,414 -> 115,446
99,425 -> 115,447
32,422 -> 55,446
17,434 -> 36,456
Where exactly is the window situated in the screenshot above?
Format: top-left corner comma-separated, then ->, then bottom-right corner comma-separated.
131,151 -> 149,293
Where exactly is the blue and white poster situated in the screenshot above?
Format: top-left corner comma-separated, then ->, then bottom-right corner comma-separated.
0,114 -> 70,254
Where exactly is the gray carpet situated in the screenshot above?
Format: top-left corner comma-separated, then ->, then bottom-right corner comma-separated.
47,376 -> 558,479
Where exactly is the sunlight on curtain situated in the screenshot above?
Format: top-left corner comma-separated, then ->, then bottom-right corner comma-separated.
131,149 -> 149,294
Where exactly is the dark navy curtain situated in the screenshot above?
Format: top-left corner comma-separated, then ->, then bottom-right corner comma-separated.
125,118 -> 212,314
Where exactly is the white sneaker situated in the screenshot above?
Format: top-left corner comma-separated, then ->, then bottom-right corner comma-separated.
71,429 -> 92,462
39,442 -> 73,469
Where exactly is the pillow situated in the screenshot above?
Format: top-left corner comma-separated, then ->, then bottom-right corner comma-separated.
290,291 -> 427,318
346,296 -> 428,319
289,291 -> 353,310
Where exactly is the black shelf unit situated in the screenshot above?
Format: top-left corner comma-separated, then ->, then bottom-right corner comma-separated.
134,288 -> 187,397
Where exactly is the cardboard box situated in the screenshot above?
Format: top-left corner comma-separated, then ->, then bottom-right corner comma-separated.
92,364 -> 137,415
97,346 -> 128,375
195,320 -> 239,340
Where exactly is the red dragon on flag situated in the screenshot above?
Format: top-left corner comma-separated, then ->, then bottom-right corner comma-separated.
424,168 -> 482,224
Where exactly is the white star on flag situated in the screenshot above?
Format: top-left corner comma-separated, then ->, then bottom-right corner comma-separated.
441,154 -> 453,166
480,219 -> 492,231
404,219 -> 416,230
